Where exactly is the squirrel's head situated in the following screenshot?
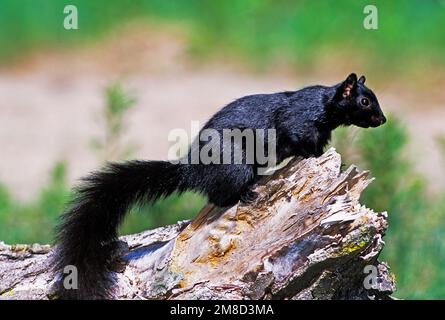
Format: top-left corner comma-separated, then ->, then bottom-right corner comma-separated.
333,73 -> 386,128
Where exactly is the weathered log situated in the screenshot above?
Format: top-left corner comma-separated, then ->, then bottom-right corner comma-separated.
0,148 -> 395,300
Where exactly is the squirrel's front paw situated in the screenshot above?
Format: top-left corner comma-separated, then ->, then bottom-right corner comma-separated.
240,189 -> 259,205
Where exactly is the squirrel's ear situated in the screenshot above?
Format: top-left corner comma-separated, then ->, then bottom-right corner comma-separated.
358,75 -> 366,84
339,73 -> 357,98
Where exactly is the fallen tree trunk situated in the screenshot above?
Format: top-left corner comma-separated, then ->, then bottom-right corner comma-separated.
0,148 -> 395,300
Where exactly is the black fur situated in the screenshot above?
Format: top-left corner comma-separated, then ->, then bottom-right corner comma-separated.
53,73 -> 385,299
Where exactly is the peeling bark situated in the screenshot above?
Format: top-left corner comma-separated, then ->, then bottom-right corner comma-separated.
0,148 -> 396,300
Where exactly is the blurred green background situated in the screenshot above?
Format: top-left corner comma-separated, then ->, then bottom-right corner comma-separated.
0,0 -> 444,299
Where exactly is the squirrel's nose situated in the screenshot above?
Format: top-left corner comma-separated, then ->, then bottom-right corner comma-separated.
380,114 -> 386,125
371,114 -> 386,126
380,115 -> 386,124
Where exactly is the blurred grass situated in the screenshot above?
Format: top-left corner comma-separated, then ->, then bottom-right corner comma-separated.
0,0 -> 444,73
0,161 -> 70,244
121,192 -> 206,235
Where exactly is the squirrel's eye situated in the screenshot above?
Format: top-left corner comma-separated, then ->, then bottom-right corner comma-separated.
361,98 -> 370,107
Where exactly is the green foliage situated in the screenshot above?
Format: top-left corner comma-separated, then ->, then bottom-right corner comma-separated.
0,0 -> 444,72
121,192 -> 206,235
334,118 -> 445,299
0,161 -> 70,244
91,82 -> 137,161
437,135 -> 445,167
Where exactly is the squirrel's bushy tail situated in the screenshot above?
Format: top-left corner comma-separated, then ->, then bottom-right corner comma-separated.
52,160 -> 184,299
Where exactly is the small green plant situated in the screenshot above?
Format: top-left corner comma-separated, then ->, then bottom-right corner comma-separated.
89,82 -> 206,233
436,135 -> 445,166
91,82 -> 137,162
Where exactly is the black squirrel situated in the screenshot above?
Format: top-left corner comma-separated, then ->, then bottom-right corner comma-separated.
53,73 -> 386,299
